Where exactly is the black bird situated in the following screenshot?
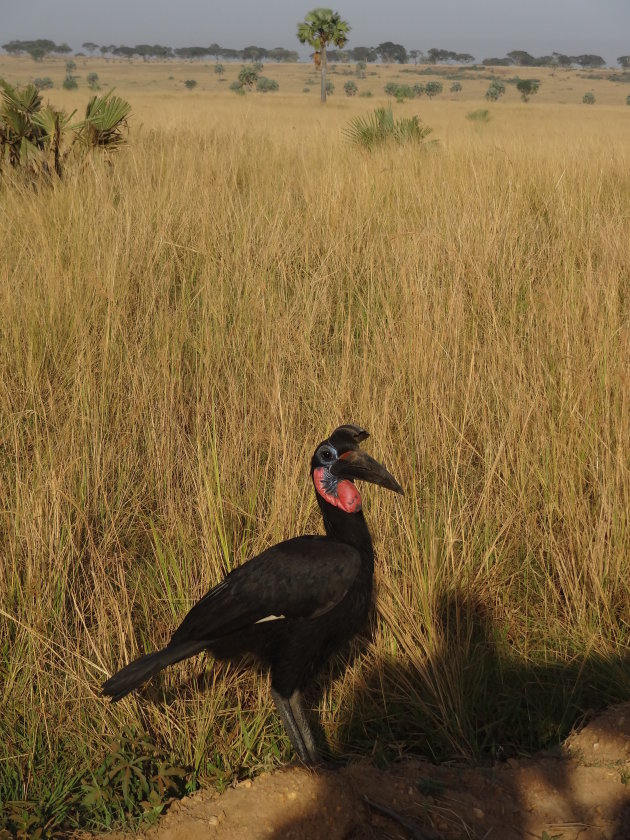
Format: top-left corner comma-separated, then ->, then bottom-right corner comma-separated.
102,424 -> 403,763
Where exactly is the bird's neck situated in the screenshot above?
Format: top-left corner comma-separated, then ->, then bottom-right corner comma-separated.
317,497 -> 374,570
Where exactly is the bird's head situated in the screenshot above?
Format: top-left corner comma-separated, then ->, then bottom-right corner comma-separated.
311,424 -> 403,514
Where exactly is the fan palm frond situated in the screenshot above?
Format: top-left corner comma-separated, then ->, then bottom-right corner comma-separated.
73,90 -> 131,150
343,106 -> 433,151
0,79 -> 42,118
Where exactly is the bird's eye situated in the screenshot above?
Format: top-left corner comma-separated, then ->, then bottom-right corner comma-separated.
319,447 -> 336,463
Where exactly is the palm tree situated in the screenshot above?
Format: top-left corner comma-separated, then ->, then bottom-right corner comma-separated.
0,80 -> 130,177
297,8 -> 350,103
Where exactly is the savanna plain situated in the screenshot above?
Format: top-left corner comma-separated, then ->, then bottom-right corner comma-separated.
1,56 -> 630,838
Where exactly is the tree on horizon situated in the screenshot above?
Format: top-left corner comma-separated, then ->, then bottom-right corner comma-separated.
376,41 -> 408,64
297,7 -> 350,103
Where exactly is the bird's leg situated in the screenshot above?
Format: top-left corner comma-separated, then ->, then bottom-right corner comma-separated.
271,687 -> 318,764
288,690 -> 318,763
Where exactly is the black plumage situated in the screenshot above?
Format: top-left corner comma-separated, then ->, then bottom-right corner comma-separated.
103,424 -> 403,762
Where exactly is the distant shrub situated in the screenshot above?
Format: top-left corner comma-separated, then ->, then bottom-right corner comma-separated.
413,83 -> 425,97
344,105 -> 433,151
214,63 -> 225,76
582,92 -> 596,104
425,81 -> 443,98
253,61 -> 264,72
466,108 -> 491,122
65,59 -> 76,73
33,76 -> 54,90
184,79 -> 197,90
356,61 -> 367,79
516,79 -> 540,101
359,90 -> 373,98
395,84 -> 414,101
626,95 -> 630,105
238,66 -> 258,88
62,75 -> 78,90
230,81 -> 245,95
450,82 -> 462,93
256,76 -> 279,92
87,72 -> 99,90
303,87 -> 311,93
486,80 -> 505,101
384,82 -> 416,101
326,80 -> 334,94
344,80 -> 358,96
605,71 -> 630,83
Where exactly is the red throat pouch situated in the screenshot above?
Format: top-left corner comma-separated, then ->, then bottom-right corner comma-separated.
313,467 -> 362,513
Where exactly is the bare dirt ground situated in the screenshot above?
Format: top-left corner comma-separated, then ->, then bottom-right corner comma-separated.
100,703 -> 630,840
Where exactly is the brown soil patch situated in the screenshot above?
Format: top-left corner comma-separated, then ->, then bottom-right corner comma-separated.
97,704 -> 630,840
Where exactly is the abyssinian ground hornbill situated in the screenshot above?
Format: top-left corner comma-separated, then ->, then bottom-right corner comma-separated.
103,424 -> 403,762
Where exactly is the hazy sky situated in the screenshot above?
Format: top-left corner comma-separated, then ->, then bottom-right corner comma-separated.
2,0 -> 629,63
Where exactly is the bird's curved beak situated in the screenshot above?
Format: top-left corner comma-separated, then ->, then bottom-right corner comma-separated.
331,450 -> 404,495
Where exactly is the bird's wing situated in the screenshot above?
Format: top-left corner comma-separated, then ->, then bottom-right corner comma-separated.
169,536 -> 361,645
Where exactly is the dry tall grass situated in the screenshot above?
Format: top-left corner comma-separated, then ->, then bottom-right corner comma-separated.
1,71 -> 630,828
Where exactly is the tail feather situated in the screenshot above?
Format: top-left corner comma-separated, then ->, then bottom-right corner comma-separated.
102,641 -> 206,701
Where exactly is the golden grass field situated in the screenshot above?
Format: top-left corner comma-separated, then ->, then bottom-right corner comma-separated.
1,55 -> 630,832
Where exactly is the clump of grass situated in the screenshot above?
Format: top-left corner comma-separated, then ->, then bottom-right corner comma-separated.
0,726 -> 188,835
466,108 -> 491,122
80,726 -> 188,829
344,105 -> 432,150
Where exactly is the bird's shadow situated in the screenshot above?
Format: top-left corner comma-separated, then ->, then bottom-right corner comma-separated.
308,589 -> 630,838
337,590 -> 630,764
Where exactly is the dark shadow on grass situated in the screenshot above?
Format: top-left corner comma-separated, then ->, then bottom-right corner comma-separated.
264,589 -> 630,839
